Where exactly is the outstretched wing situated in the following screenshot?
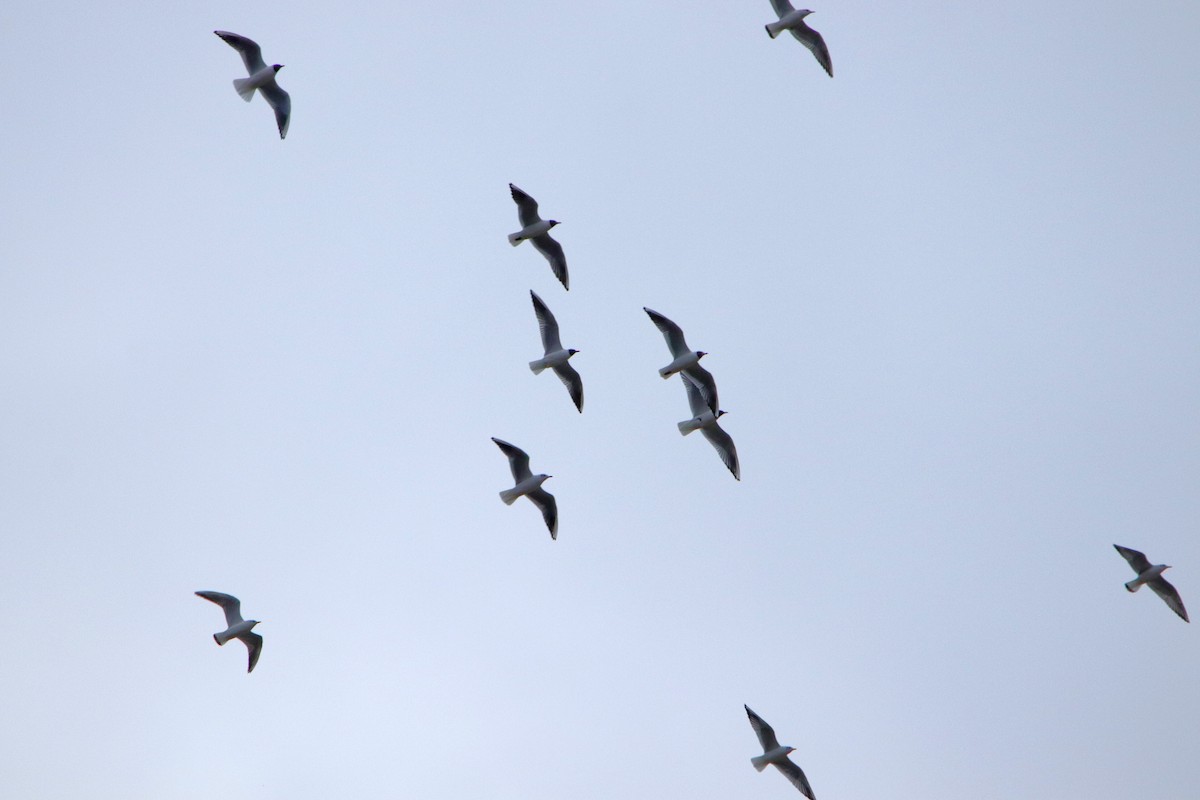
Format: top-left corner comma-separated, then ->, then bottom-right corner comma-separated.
552,363 -> 584,413
509,183 -> 541,227
527,488 -> 558,540
492,437 -> 533,482
239,632 -> 264,673
260,82 -> 291,139
745,705 -> 781,752
793,25 -> 833,78
643,307 -> 690,357
770,0 -> 797,20
1114,544 -> 1152,575
214,31 -> 267,74
775,757 -> 816,800
532,234 -> 569,290
682,365 -> 719,415
1148,577 -> 1190,622
196,590 -> 244,627
530,290 -> 563,353
702,423 -> 741,481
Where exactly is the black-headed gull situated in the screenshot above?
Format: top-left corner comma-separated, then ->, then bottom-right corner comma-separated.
745,705 -> 816,799
643,307 -> 718,414
492,438 -> 558,539
508,184 -> 569,290
681,372 -> 740,480
214,31 -> 291,139
528,291 -> 583,413
195,590 -> 263,672
1114,545 -> 1189,622
764,4 -> 833,77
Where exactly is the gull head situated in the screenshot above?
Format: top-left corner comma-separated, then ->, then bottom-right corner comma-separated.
798,10 -> 814,17
273,64 -> 285,73
716,409 -> 728,419
548,220 -> 561,228
568,349 -> 580,356
697,351 -> 708,359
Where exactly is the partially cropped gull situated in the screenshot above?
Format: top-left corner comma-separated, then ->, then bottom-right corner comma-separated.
1114,544 -> 1189,622
745,705 -> 816,799
214,31 -> 291,139
764,3 -> 833,77
643,307 -> 718,414
528,290 -> 583,412
508,184 -> 569,290
681,372 -> 740,480
492,437 -> 558,539
195,590 -> 263,672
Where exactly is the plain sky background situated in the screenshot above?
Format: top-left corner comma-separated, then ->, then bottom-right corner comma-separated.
2,1 -> 1198,798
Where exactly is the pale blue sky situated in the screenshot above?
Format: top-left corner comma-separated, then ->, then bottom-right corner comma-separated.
2,2 -> 1198,798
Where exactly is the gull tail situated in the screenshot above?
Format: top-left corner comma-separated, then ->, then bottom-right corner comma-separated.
233,77 -> 257,102
658,366 -> 675,379
751,755 -> 771,773
765,23 -> 783,39
1125,579 -> 1142,593
213,631 -> 233,646
499,487 -> 522,506
507,232 -> 523,247
529,359 -> 548,375
677,418 -> 701,436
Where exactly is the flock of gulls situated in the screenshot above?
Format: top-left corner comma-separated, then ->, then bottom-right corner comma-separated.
204,8 -> 1189,799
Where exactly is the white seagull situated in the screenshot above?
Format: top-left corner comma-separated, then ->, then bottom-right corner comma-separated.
214,31 -> 291,139
528,290 -> 583,413
493,437 -> 558,539
680,372 -> 740,480
745,705 -> 816,799
508,184 -> 569,290
195,590 -> 263,672
1114,545 -> 1189,622
764,4 -> 833,77
643,307 -> 718,414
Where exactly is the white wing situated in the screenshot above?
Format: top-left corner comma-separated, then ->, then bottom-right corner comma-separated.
214,31 -> 267,74
195,590 -> 244,627
492,437 -> 533,482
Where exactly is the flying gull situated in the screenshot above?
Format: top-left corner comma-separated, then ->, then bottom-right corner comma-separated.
508,184 -> 569,290
1114,544 -> 1189,622
214,31 -> 291,139
745,705 -> 816,799
680,371 -> 740,480
764,4 -> 833,77
643,307 -> 718,414
493,437 -> 558,539
195,590 -> 264,672
528,290 -> 583,412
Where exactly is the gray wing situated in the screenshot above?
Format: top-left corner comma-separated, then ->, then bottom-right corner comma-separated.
793,24 -> 833,77
643,307 -> 690,357
682,365 -> 719,415
238,632 -> 263,673
509,183 -> 541,227
681,372 -> 707,417
492,437 -> 533,482
527,487 -> 558,540
260,82 -> 291,139
531,234 -> 569,290
214,31 -> 267,74
1148,577 -> 1189,622
552,363 -> 584,413
196,590 -> 244,627
530,290 -> 563,353
702,422 -> 741,481
1114,545 -> 1152,575
770,0 -> 797,19
745,706 -> 781,751
775,758 -> 816,800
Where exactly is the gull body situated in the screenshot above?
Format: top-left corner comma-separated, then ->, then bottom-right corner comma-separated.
492,437 -> 558,539
528,291 -> 583,412
680,372 -> 740,480
745,705 -> 816,799
764,3 -> 833,77
1114,544 -> 1189,622
195,590 -> 264,673
643,307 -> 719,414
508,184 -> 569,290
214,31 -> 291,139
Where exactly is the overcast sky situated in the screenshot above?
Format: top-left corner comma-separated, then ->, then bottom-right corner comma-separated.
2,2 -> 1198,798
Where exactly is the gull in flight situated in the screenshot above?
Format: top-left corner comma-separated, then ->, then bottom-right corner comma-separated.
214,31 -> 291,139
764,4 -> 833,77
508,184 -> 569,290
195,590 -> 264,672
643,307 -> 718,414
1114,545 -> 1189,622
680,372 -> 740,480
493,437 -> 558,539
745,705 -> 816,799
528,290 -> 583,412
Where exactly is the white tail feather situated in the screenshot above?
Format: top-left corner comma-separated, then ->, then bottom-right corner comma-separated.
677,418 -> 700,436
658,366 -> 673,379
499,487 -> 521,506
751,755 -> 770,772
529,359 -> 547,375
233,77 -> 256,102
213,631 -> 232,646
507,232 -> 523,246
765,23 -> 783,39
1125,580 -> 1141,593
